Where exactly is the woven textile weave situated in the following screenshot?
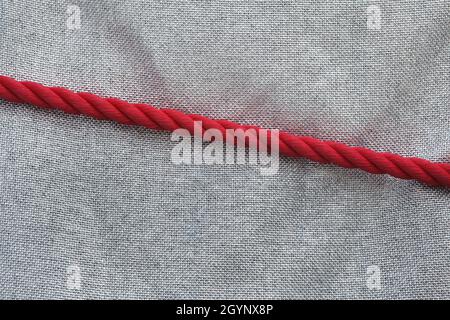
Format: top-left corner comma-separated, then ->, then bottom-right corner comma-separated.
0,0 -> 449,299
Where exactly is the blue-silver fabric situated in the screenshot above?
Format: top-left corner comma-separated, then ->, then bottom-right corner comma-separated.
0,0 -> 449,299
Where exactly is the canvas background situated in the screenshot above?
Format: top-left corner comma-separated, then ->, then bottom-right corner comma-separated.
0,0 -> 449,299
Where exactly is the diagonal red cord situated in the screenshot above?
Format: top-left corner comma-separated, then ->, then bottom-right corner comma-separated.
0,75 -> 449,187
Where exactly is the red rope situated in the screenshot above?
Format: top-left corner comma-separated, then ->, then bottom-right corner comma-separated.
0,75 -> 449,187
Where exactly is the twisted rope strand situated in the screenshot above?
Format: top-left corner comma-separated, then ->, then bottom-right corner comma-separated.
0,75 -> 449,187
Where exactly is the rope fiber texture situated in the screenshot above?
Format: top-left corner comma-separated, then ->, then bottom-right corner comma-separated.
0,75 -> 449,187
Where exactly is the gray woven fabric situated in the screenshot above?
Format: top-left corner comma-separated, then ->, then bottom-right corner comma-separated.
1,0 -> 449,299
